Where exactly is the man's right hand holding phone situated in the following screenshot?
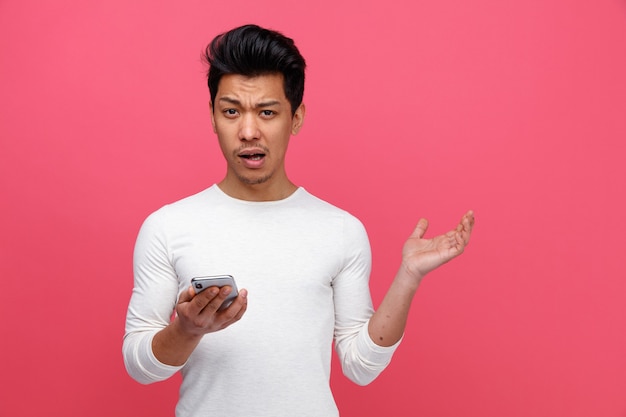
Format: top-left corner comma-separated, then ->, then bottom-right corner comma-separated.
151,285 -> 248,366
177,284 -> 248,336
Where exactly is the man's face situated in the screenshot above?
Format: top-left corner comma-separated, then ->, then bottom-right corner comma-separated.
210,73 -> 304,198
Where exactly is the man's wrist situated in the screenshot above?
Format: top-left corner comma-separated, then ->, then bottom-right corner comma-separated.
398,262 -> 425,290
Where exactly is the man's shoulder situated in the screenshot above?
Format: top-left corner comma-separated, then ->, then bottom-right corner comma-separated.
142,186 -> 217,222
297,189 -> 365,228
166,185 -> 217,208
297,189 -> 349,214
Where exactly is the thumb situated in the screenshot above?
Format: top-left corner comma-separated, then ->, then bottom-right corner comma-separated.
410,218 -> 429,239
178,286 -> 195,304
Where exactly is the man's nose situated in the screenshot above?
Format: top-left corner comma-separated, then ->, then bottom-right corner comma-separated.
239,114 -> 260,141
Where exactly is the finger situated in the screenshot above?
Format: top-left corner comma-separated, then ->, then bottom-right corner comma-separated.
444,230 -> 460,249
232,298 -> 247,321
462,211 -> 475,243
410,218 -> 429,239
455,231 -> 466,250
187,286 -> 220,314
465,210 -> 475,230
218,289 -> 248,327
201,286 -> 234,314
456,216 -> 468,234
455,212 -> 473,241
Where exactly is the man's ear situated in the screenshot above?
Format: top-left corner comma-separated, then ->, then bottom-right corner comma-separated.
291,103 -> 306,135
209,101 -> 217,133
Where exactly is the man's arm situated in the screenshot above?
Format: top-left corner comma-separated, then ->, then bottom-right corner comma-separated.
123,209 -> 249,380
368,211 -> 475,346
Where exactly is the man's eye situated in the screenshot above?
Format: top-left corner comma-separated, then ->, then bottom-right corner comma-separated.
224,109 -> 238,116
260,110 -> 274,117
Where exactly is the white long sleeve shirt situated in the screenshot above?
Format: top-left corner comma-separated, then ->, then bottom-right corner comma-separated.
123,185 -> 400,416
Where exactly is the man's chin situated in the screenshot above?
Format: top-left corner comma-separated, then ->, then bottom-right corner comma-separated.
236,173 -> 273,185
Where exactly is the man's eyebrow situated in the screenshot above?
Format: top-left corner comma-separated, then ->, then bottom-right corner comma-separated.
255,100 -> 281,108
218,97 -> 282,108
218,97 -> 241,106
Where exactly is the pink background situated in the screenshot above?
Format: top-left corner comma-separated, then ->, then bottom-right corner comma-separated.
1,0 -> 625,416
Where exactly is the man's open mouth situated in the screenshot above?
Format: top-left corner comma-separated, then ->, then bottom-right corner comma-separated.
239,153 -> 265,161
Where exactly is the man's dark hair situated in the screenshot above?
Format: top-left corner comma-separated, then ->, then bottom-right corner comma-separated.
204,24 -> 306,115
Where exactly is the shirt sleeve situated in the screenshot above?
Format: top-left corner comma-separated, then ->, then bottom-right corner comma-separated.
122,209 -> 184,384
332,214 -> 402,386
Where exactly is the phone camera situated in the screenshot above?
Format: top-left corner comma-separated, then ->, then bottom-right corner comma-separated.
195,283 -> 202,289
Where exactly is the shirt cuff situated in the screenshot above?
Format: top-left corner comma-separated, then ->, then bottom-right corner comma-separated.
356,320 -> 403,365
124,332 -> 184,384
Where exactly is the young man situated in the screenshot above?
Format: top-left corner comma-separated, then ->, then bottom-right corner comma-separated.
123,24 -> 474,416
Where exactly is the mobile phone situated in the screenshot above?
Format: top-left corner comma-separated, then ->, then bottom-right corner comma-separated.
190,275 -> 239,310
